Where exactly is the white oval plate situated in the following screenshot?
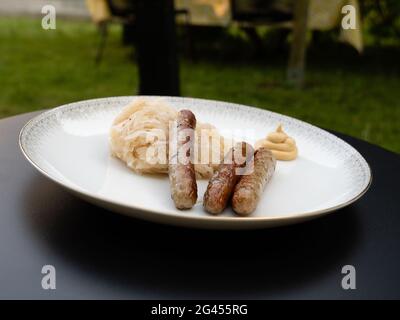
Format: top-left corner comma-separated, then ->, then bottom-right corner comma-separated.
19,96 -> 371,229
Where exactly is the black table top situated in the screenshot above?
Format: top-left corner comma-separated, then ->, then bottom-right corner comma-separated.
0,111 -> 399,300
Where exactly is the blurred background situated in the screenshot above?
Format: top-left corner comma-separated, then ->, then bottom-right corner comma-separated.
0,0 -> 399,153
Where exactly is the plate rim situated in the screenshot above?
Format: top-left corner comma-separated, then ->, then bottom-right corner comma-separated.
18,96 -> 373,227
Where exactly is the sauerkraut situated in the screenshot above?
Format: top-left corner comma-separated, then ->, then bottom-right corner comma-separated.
109,98 -> 225,178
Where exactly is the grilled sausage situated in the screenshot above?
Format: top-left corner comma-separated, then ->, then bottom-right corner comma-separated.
169,110 -> 198,209
232,147 -> 276,216
203,142 -> 254,214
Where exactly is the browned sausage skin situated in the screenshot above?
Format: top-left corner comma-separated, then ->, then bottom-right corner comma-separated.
232,147 -> 276,216
169,110 -> 198,209
203,142 -> 254,214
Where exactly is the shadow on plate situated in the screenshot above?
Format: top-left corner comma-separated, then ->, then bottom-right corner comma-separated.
23,174 -> 361,299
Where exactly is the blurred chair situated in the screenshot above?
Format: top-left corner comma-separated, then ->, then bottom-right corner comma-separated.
86,0 -> 191,64
86,0 -> 135,64
230,0 -> 293,24
230,0 -> 293,55
230,0 -> 362,87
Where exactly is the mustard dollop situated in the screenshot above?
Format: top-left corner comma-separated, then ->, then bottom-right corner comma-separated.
255,124 -> 298,161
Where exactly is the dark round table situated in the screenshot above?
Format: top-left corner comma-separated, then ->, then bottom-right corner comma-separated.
0,111 -> 399,299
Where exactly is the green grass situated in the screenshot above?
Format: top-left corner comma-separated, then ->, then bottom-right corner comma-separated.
1,17 -> 399,153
